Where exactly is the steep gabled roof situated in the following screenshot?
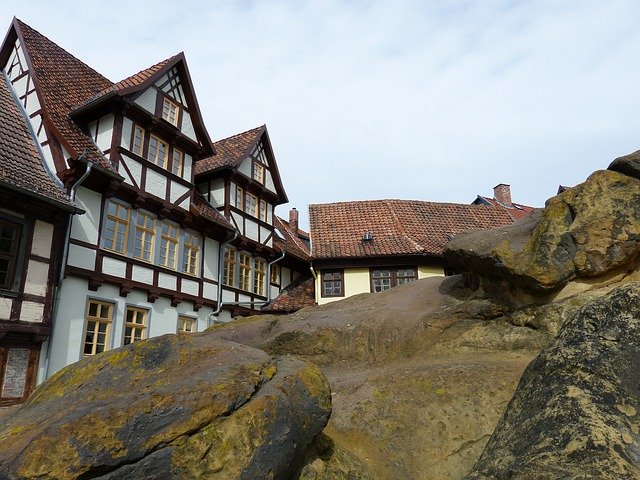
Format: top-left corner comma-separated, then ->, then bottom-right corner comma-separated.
71,51 -> 214,153
310,199 -> 516,259
195,125 -> 288,203
191,192 -> 234,230
195,126 -> 264,173
273,216 -> 311,261
0,78 -> 78,211
3,18 -> 117,173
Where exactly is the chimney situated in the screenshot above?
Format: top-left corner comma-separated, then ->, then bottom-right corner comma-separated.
493,184 -> 512,206
289,208 -> 299,232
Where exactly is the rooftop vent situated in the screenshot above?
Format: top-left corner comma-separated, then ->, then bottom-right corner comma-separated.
363,232 -> 374,241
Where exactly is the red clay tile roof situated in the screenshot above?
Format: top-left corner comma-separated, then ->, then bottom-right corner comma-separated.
262,276 -> 315,313
274,216 -> 310,261
0,79 -> 76,209
310,200 -> 516,259
195,125 -> 264,175
15,19 -> 117,173
191,192 -> 234,230
475,196 -> 534,221
74,54 -> 181,111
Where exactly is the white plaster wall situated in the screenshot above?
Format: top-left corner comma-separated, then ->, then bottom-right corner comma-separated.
21,302 -> 44,322
23,260 -> 49,297
267,204 -> 273,224
155,73 -> 169,87
121,117 -> 133,149
210,178 -> 225,208
265,171 -> 276,194
181,111 -> 197,142
0,298 -> 12,320
67,244 -> 96,270
170,181 -> 189,204
102,257 -> 126,277
269,285 -> 279,300
96,113 -> 114,153
12,74 -> 28,98
181,279 -> 198,296
132,265 -> 154,285
35,116 -> 47,144
259,226 -> 271,244
238,157 -> 251,177
238,293 -> 251,303
215,309 -> 233,324
119,154 -> 143,187
158,272 -> 177,290
71,187 -> 102,244
246,219 -> 259,242
221,288 -> 235,303
134,88 -> 157,114
231,212 -> 243,230
203,238 -> 219,280
178,197 -> 189,210
146,169 -> 167,200
31,221 -> 53,258
25,90 -> 41,117
183,154 -> 192,181
203,282 -> 217,302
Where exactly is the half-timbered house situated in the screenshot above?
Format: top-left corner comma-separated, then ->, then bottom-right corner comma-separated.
0,18 -> 301,384
0,67 -> 81,404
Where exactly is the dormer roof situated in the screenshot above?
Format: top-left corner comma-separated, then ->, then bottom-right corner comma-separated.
195,125 -> 288,203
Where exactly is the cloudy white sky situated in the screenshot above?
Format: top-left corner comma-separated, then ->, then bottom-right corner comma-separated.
5,0 -> 640,228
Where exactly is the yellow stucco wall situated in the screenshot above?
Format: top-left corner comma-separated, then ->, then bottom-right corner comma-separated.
418,265 -> 445,278
316,266 -> 445,305
316,268 -> 370,305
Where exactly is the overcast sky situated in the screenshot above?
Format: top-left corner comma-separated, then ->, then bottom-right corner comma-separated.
5,0 -> 640,229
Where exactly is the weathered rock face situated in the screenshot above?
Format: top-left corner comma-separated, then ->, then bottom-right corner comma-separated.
208,276 -> 605,479
0,334 -> 331,480
444,169 -> 640,292
465,282 -> 640,479
609,149 -> 640,180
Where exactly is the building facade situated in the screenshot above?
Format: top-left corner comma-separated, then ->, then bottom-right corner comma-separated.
309,195 -> 531,305
0,18 -> 303,391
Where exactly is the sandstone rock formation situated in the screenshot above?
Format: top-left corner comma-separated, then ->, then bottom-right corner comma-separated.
0,335 -> 331,480
444,169 -> 640,292
465,282 -> 640,479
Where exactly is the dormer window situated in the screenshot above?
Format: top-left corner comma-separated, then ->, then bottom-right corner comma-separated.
162,97 -> 180,127
253,162 -> 264,184
148,134 -> 169,168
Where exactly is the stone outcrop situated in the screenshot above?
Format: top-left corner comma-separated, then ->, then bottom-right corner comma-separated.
465,282 -> 640,479
444,169 -> 640,292
0,334 -> 331,480
609,149 -> 640,180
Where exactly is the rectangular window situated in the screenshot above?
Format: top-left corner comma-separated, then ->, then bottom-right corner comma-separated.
83,300 -> 113,356
223,248 -> 236,286
370,268 -> 417,293
0,220 -> 20,290
178,315 -> 196,333
253,162 -> 265,184
172,148 -> 184,177
259,200 -> 268,222
270,264 -> 280,285
245,192 -> 258,218
321,270 -> 344,298
162,97 -> 180,127
104,201 -> 131,254
133,212 -> 156,262
159,223 -> 179,270
132,125 -> 145,156
239,253 -> 251,291
148,134 -> 169,168
235,186 -> 244,211
124,307 -> 148,345
182,232 -> 200,276
254,259 -> 266,296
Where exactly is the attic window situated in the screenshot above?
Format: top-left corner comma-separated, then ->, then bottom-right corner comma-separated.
162,97 -> 179,127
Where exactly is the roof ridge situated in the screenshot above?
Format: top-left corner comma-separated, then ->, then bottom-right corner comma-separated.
213,125 -> 265,144
383,200 -> 424,253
